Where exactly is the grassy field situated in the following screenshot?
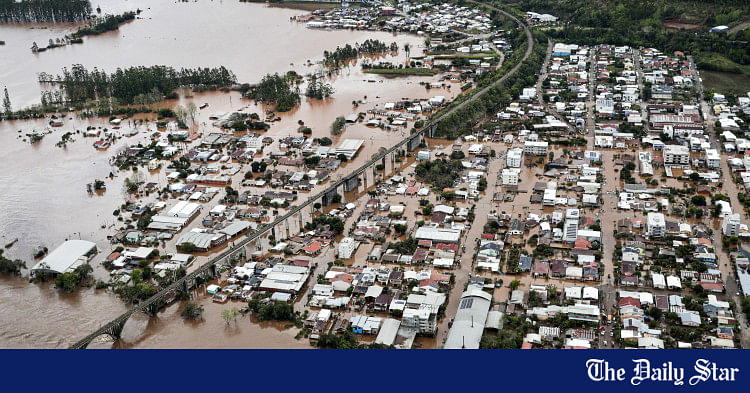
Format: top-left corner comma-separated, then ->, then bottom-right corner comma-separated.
702,71 -> 750,96
697,52 -> 750,95
363,68 -> 437,76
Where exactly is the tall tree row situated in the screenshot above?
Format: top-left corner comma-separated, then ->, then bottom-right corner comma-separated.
56,64 -> 237,104
0,0 -> 92,23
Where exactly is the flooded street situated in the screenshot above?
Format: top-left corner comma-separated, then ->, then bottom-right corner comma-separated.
0,0 -> 457,348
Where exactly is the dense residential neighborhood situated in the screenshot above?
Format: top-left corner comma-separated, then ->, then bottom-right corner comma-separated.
1,0 -> 749,353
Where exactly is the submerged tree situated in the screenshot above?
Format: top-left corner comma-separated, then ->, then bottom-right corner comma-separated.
245,73 -> 300,112
0,0 -> 92,23
181,301 -> 204,320
221,307 -> 239,325
2,87 -> 10,115
0,250 -> 26,276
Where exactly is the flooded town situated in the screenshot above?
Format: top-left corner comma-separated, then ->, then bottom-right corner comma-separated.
1,0 -> 749,351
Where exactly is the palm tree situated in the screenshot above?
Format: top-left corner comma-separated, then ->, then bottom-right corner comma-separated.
403,43 -> 411,63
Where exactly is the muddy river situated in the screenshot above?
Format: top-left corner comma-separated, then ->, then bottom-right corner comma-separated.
0,0 -> 458,348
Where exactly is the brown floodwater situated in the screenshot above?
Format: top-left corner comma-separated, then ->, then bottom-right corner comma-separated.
0,0 -> 460,348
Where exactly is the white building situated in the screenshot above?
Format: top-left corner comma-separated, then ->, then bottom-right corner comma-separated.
30,240 -> 97,276
501,168 -> 520,186
563,208 -> 579,242
402,308 -> 436,335
524,141 -> 548,156
663,145 -> 690,165
444,288 -> 492,349
722,213 -> 741,237
705,149 -> 720,169
506,148 -> 523,168
647,212 -> 666,237
337,237 -> 358,259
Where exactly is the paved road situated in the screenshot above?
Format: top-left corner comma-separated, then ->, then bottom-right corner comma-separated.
432,0 -> 535,346
689,55 -> 750,348
535,38 -> 578,132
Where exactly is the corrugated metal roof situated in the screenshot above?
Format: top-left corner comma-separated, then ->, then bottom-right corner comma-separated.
31,240 -> 96,274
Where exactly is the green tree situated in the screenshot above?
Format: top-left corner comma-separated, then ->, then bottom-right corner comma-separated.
221,307 -> 240,325
330,116 -> 346,135
0,250 -> 26,275
181,301 -> 204,320
2,87 -> 10,115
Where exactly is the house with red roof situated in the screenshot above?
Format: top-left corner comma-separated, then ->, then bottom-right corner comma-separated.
575,238 -> 592,250
430,271 -> 451,285
619,296 -> 640,308
302,240 -> 324,255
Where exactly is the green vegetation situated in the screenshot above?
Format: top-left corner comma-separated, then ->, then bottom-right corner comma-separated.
620,162 -> 636,183
415,159 -> 464,189
702,70 -> 750,96
0,0 -> 91,22
181,301 -> 204,320
316,330 -> 391,349
245,72 -> 300,112
305,75 -> 334,99
304,215 -> 345,234
54,264 -> 93,292
696,52 -> 750,75
113,267 -> 159,303
177,242 -> 198,253
521,0 -> 749,72
314,136 -> 333,146
248,297 -> 298,322
480,315 -> 529,349
52,64 -> 237,104
70,12 -> 137,40
387,237 -> 418,255
38,11 -> 138,51
323,39 -> 396,69
0,250 -> 26,275
221,307 -> 240,325
3,87 -> 11,115
433,30 -> 547,139
330,116 -> 346,135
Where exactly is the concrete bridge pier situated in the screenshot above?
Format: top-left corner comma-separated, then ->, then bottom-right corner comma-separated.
407,133 -> 421,152
343,175 -> 359,193
322,188 -> 339,206
145,301 -> 160,317
427,121 -> 439,138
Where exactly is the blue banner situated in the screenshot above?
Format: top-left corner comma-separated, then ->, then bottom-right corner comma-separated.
0,350 -> 746,392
